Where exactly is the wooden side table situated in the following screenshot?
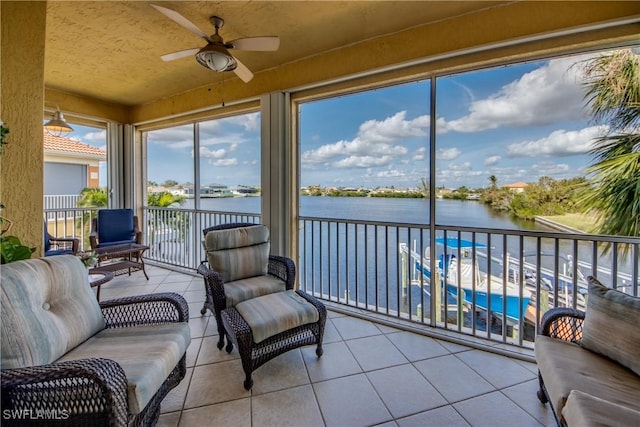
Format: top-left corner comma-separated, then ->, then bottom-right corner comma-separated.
88,269 -> 114,301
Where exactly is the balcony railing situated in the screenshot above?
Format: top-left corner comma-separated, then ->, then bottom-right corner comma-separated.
45,205 -> 639,349
298,217 -> 639,348
143,206 -> 260,268
44,208 -> 99,252
44,195 -> 81,211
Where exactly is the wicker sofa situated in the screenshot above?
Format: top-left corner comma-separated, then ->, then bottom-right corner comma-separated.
535,276 -> 640,427
1,255 -> 191,426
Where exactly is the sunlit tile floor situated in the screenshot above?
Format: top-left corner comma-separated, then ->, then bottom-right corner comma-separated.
97,265 -> 556,427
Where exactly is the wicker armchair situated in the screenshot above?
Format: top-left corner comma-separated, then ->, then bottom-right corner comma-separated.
197,223 -> 296,349
44,221 -> 79,256
536,306 -> 585,408
90,209 -> 142,249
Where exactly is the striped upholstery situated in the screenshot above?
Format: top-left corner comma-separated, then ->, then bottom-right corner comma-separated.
563,390 -> 640,427
57,323 -> 191,414
1,256 -> 106,369
235,291 -> 319,344
581,277 -> 640,376
224,275 -> 286,307
204,225 -> 269,283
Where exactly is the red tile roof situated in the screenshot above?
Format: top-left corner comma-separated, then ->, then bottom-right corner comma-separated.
503,182 -> 528,188
43,132 -> 106,158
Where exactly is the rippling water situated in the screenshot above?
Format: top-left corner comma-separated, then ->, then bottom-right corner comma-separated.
189,196 -> 547,231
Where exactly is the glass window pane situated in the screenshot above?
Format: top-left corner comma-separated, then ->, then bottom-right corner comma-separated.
434,51 -> 617,230
299,81 -> 431,223
146,123 -> 195,204
198,112 -> 261,214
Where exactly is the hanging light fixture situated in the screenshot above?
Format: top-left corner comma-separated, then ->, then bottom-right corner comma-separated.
44,105 -> 74,137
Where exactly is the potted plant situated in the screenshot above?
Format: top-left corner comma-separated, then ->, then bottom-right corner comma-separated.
0,204 -> 34,264
0,120 -> 9,154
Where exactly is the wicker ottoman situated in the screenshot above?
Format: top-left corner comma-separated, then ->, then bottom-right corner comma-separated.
221,290 -> 326,390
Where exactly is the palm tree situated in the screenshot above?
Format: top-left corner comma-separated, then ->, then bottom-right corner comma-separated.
489,175 -> 497,189
417,177 -> 430,199
580,49 -> 640,249
77,187 -> 108,208
147,191 -> 186,207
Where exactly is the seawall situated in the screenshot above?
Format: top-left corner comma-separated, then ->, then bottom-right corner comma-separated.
534,216 -> 585,234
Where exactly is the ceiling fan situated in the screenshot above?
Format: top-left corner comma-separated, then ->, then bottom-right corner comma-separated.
151,4 -> 280,83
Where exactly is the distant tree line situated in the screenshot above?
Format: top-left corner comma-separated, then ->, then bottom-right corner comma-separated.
480,176 -> 587,220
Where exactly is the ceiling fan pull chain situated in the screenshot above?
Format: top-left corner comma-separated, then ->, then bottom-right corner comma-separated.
221,74 -> 225,107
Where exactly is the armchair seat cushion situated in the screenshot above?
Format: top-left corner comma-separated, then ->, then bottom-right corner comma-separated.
44,248 -> 74,256
235,290 -> 319,344
225,274 -> 287,307
562,390 -> 640,427
535,335 -> 640,419
57,323 -> 191,414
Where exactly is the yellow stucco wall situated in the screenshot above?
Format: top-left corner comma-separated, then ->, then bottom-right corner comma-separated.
1,1 -> 47,255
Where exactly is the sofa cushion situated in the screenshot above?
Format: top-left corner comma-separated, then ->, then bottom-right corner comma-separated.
535,335 -> 640,423
1,256 -> 106,369
235,290 -> 319,344
562,390 -> 640,427
581,276 -> 640,376
57,323 -> 191,414
225,275 -> 287,307
204,225 -> 269,282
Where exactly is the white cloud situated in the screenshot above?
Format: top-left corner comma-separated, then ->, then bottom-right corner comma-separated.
412,147 -> 426,161
530,161 -> 571,176
83,130 -> 106,142
484,155 -> 501,165
376,168 -> 406,178
448,161 -> 472,171
200,146 -> 226,159
438,53 -> 598,133
218,112 -> 260,132
437,147 -> 461,160
333,155 -> 393,168
200,133 -> 249,147
358,112 -> 429,143
506,125 -> 607,157
301,111 -> 426,168
212,158 -> 238,166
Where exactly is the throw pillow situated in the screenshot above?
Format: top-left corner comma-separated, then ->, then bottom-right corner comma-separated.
581,276 -> 640,376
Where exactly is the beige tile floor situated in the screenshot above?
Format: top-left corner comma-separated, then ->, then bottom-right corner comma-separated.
97,264 -> 556,427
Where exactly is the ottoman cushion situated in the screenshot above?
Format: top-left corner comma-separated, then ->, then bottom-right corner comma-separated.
235,291 -> 319,343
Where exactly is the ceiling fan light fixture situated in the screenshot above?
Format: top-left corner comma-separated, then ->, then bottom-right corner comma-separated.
195,44 -> 237,72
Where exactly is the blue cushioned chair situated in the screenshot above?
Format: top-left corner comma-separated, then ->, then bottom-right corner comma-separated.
44,221 -> 79,256
90,209 -> 142,249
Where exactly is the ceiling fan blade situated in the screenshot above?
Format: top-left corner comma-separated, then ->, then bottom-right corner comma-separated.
233,57 -> 254,83
161,48 -> 201,62
228,36 -> 280,51
151,4 -> 212,43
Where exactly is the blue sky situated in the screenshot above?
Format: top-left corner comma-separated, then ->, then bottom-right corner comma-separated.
68,48 -> 631,190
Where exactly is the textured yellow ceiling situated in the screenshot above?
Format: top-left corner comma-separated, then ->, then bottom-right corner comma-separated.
44,1 -> 510,106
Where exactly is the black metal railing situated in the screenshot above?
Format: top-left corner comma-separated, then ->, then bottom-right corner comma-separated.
46,205 -> 639,349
